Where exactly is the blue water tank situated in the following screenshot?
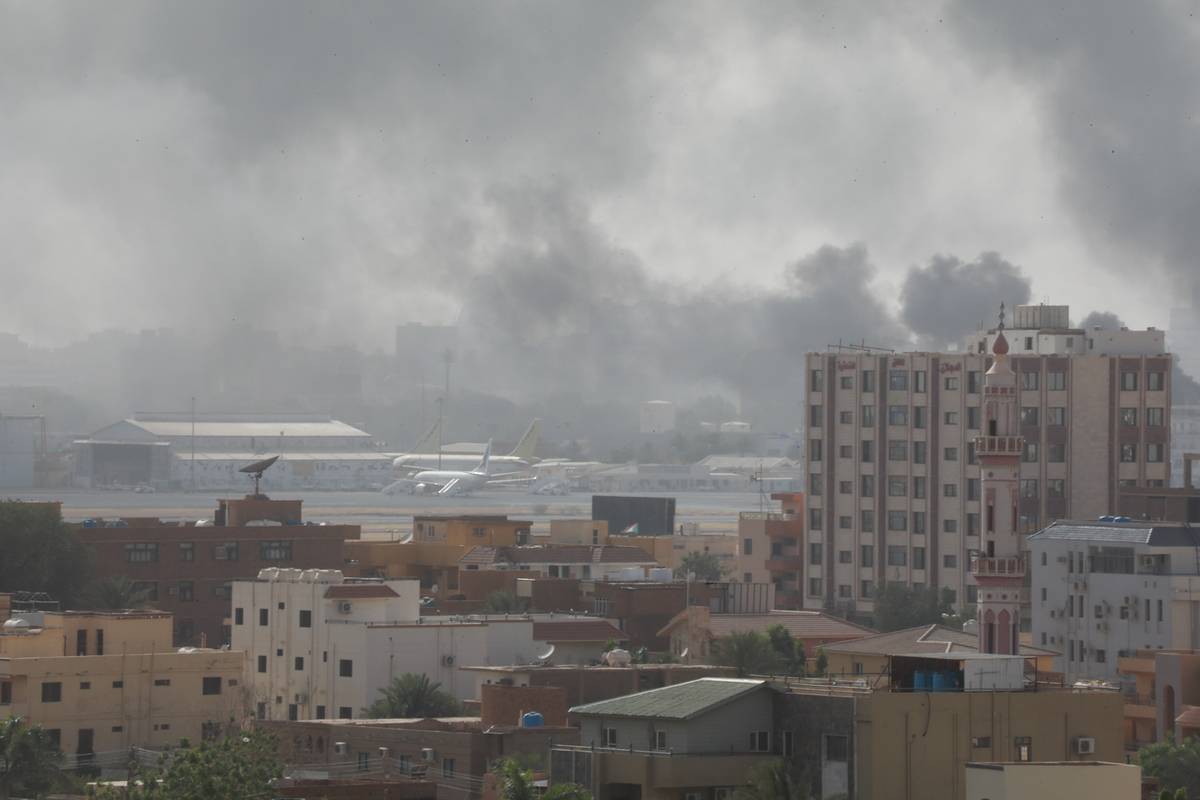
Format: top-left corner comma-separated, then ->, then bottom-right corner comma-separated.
931,672 -> 947,692
520,712 -> 544,728
913,671 -> 928,691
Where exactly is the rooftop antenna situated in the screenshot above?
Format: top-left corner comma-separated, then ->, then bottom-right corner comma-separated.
239,455 -> 279,498
998,301 -> 1006,331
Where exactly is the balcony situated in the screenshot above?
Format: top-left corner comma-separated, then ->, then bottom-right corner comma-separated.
974,435 -> 1023,456
551,746 -> 771,792
766,555 -> 804,572
1124,695 -> 1156,720
970,555 -> 1026,578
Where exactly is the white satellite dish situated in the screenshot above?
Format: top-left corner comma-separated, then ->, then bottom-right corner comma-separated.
680,648 -> 689,659
536,644 -> 556,663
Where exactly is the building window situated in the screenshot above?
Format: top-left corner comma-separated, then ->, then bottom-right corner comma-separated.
943,519 -> 958,533
749,731 -> 770,752
154,679 -> 171,687
1021,371 -> 1039,391
889,370 -> 909,391
825,734 -> 849,762
299,610 -> 312,628
1046,407 -> 1065,426
1148,371 -> 1165,391
808,508 -> 823,531
259,609 -> 269,626
339,707 -> 353,720
179,542 -> 194,562
860,545 -> 875,567
966,513 -> 980,536
966,478 -> 980,501
0,682 -> 11,705
840,375 -> 854,390
131,581 -> 158,602
913,477 -> 926,499
839,444 -> 853,459
968,371 -> 981,393
202,677 -> 222,695
339,659 -> 353,678
1121,371 -> 1139,391
1120,407 -> 1138,426
124,543 -> 158,563
603,727 -> 618,747
742,538 -> 753,556
913,441 -> 927,464
944,376 -> 960,390
861,440 -> 875,463
316,706 -> 326,720
177,581 -> 194,602
1047,371 -> 1066,391
839,411 -> 854,426
861,509 -> 875,533
944,483 -> 958,498
838,550 -> 853,564
860,580 -> 875,598
914,370 -> 927,393
808,578 -> 823,597
888,477 -> 907,497
861,474 -> 875,496
1020,407 -> 1039,426
1121,444 -> 1137,463
888,405 -> 908,426
294,657 -> 305,671
809,474 -> 823,496
887,512 -> 907,532
809,405 -> 823,427
839,481 -> 853,495
1024,336 -> 1034,350
811,369 -> 824,388
214,542 -> 239,561
912,512 -> 927,535
966,585 -> 978,603
257,656 -> 267,673
907,405 -> 924,429
839,515 -> 852,530
41,682 -> 62,703
966,406 -> 980,429
944,411 -> 959,425
888,440 -> 908,461
862,369 -> 876,392
809,543 -> 823,565
781,730 -> 794,757
654,729 -> 668,750
1047,443 -> 1065,463
944,447 -> 958,462
1014,737 -> 1032,762
943,554 -> 957,569
1020,479 -> 1039,499
1147,407 -> 1164,427
810,439 -> 823,462
1047,479 -> 1065,498
912,547 -> 926,570
1148,443 -> 1164,463
887,546 -> 907,566
862,405 -> 876,426
259,541 -> 293,561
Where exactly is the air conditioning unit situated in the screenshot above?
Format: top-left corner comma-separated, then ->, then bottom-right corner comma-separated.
1141,555 -> 1156,568
1057,555 -> 1068,563
442,654 -> 456,667
1075,737 -> 1096,755
338,602 -> 353,614
334,742 -> 348,755
422,747 -> 436,762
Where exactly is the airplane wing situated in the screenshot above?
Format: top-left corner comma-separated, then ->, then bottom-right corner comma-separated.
381,479 -> 419,495
436,477 -> 463,496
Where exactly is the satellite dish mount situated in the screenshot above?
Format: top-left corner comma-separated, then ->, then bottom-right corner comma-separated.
239,455 -> 279,499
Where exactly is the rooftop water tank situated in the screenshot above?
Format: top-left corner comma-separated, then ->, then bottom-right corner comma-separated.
520,711 -> 544,728
2,618 -> 30,630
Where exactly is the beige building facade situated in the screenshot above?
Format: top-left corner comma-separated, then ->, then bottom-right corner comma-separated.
0,610 -> 245,758
964,761 -> 1140,800
805,306 -> 1171,616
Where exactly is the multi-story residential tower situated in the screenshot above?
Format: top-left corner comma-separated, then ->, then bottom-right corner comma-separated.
971,313 -> 1024,654
804,304 -> 1171,617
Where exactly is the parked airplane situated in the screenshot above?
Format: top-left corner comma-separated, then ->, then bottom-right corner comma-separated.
382,441 -> 496,496
390,418 -> 540,473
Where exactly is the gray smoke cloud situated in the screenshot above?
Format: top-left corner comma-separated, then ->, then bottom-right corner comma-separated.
947,0 -> 1200,305
1078,311 -> 1125,331
899,253 -> 1033,349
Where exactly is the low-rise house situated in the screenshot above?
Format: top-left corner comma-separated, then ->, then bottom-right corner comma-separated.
1118,648 -> 1200,755
658,605 -> 874,663
0,609 -> 244,758
532,619 -> 627,664
459,545 -> 661,582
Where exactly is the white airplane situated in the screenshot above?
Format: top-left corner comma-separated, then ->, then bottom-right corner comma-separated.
382,441 -> 496,496
390,418 -> 541,473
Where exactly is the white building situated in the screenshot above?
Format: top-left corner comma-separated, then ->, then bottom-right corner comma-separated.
231,569 -> 542,721
965,304 -> 1166,357
1028,520 -> 1200,683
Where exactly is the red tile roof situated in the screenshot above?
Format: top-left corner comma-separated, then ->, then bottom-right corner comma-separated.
704,611 -> 875,641
533,619 -> 628,643
324,584 -> 399,599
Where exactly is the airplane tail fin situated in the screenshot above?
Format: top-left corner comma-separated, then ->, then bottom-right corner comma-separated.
413,418 -> 441,452
475,439 -> 493,474
507,418 -> 542,460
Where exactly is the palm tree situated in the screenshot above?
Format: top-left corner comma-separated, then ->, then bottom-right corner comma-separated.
495,758 -> 592,800
733,759 -> 809,800
364,673 -> 461,719
81,576 -> 152,611
0,715 -> 63,800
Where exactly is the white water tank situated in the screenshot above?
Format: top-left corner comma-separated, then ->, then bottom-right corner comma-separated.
258,568 -> 281,581
603,649 -> 632,667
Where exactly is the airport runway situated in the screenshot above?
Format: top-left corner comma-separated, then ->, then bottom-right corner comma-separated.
4,488 -> 773,539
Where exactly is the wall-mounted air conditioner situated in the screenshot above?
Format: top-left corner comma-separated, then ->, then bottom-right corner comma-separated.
338,602 -> 353,614
422,747 -> 436,762
442,654 -> 456,667
334,742 -> 348,755
1075,737 -> 1096,755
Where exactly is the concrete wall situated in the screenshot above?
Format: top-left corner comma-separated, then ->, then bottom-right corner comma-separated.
965,761 -> 1141,800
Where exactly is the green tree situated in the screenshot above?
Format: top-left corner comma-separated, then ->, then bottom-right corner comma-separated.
766,624 -> 805,676
1159,789 -> 1188,800
496,758 -> 592,800
364,673 -> 461,718
732,759 -> 809,800
1141,736 -> 1200,798
675,551 -> 725,582
81,576 -> 153,611
815,648 -> 828,677
712,630 -> 778,677
0,715 -> 64,800
90,729 -> 281,800
0,502 -> 92,606
482,590 -> 528,614
873,583 -> 954,632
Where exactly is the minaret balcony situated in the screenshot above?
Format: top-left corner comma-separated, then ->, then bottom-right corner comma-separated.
974,435 -> 1024,456
970,554 -> 1026,578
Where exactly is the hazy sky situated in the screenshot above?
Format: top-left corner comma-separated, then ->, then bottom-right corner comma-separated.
3,0 -> 1198,352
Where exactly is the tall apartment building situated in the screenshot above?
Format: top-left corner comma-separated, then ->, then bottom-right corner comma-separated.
805,304 -> 1171,616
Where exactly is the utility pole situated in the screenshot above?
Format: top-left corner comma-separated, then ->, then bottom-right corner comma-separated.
190,396 -> 196,493
436,397 -> 444,470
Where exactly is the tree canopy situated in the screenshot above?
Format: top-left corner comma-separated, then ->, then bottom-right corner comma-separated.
495,758 -> 592,800
712,630 -> 780,677
674,551 -> 725,582
766,624 -> 807,677
364,673 -> 461,719
872,583 -> 957,632
81,576 -> 153,611
732,759 -> 809,800
0,502 -> 92,606
0,715 -> 65,800
1140,736 -> 1200,798
482,590 -> 529,614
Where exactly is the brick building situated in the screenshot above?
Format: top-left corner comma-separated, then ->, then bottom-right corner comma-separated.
78,496 -> 358,646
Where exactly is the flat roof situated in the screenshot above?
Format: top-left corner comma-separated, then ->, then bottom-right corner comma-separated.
570,678 -> 765,720
1028,520 -> 1200,547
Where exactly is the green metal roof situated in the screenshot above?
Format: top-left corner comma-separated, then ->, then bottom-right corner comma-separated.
569,678 -> 766,720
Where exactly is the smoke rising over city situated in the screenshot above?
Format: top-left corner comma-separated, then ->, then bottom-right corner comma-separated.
2,1 -> 1199,442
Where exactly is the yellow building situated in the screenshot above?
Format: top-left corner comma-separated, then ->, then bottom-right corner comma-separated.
607,531 -> 738,574
0,610 -> 245,758
1118,649 -> 1200,757
546,519 -> 609,546
965,761 -> 1140,800
345,515 -> 531,595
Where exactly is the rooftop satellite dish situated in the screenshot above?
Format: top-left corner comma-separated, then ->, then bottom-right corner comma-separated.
239,455 -> 279,497
680,648 -> 689,659
536,644 -> 556,663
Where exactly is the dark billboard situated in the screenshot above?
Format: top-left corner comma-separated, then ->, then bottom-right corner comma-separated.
591,495 -> 676,537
